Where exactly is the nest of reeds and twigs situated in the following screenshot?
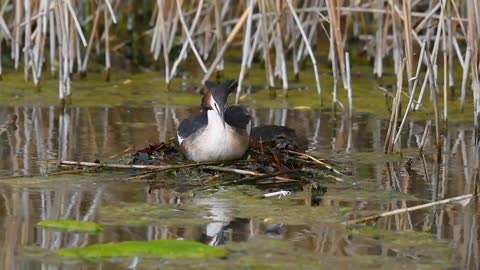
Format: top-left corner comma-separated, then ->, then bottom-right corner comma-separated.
124,131 -> 347,192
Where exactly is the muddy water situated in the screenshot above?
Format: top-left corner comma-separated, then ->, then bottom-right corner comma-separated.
0,75 -> 479,269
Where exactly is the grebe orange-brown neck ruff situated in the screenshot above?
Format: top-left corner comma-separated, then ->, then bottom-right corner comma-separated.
176,80 -> 252,162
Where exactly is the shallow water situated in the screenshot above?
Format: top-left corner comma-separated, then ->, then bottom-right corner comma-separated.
0,72 -> 479,269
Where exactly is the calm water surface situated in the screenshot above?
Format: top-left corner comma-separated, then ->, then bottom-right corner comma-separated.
0,87 -> 479,269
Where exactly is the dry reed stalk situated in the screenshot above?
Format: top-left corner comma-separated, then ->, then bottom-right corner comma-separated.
23,0 -> 31,82
34,0 -> 48,81
298,5 -> 467,23
0,2 -> 11,42
460,48 -> 471,111
66,0 -> 87,47
343,193 -> 473,225
60,5 -> 69,98
0,37 -> 2,79
402,0 -> 414,94
446,0 -> 454,89
291,38 -> 299,80
235,0 -> 254,103
166,2 -> 179,53
390,59 -> 405,153
203,165 -> 294,182
389,1 -> 402,80
13,0 -> 21,71
467,0 -> 480,143
156,0 -> 170,84
103,9 -> 111,81
274,1 -> 287,92
246,22 -> 261,69
174,0 -> 206,70
418,120 -> 431,152
60,160 -> 220,171
373,0 -> 384,78
384,59 -> 404,154
286,0 -> 321,96
345,51 -> 352,118
324,9 -> 339,109
81,8 -> 100,74
326,0 -> 346,88
104,0 -> 117,24
169,0 -> 206,81
394,42 -> 426,145
413,5 -> 438,112
413,2 -> 441,33
214,0 -> 224,75
201,6 -> 251,85
440,0 -> 448,124
260,0 -> 274,87
48,7 -> 55,76
450,0 -> 466,35
424,49 -> 442,149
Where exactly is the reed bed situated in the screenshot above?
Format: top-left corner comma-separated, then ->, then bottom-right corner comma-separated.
0,0 -> 479,146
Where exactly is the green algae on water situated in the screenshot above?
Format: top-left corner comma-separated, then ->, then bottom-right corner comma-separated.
57,240 -> 228,260
37,219 -> 103,233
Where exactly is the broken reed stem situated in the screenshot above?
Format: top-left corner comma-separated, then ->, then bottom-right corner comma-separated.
59,160 -> 220,171
285,150 -> 343,176
203,165 -> 295,182
343,193 -> 473,225
226,169 -> 300,185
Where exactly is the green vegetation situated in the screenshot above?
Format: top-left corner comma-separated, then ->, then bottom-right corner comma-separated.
37,219 -> 103,233
57,240 -> 228,260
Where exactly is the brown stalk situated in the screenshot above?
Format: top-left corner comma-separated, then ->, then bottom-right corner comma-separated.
402,0 -> 413,94
260,0 -> 274,87
326,0 -> 346,88
214,0 -> 224,75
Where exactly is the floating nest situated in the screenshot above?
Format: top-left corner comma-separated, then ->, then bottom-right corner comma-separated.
125,126 -> 347,193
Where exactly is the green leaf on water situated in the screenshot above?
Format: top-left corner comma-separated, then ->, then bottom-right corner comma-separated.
37,219 -> 103,233
57,240 -> 228,260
